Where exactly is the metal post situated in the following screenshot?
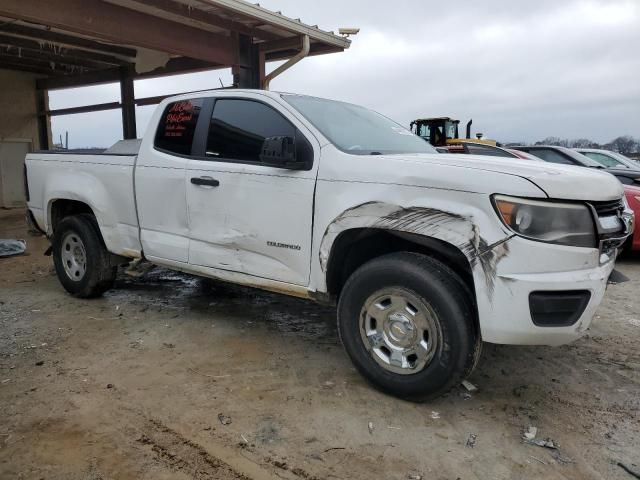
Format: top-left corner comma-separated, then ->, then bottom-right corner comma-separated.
120,67 -> 137,139
35,87 -> 50,150
233,34 -> 260,88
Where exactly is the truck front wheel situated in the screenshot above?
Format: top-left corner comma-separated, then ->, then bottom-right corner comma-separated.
52,214 -> 117,298
337,252 -> 480,401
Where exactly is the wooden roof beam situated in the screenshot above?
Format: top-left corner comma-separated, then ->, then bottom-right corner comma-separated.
0,33 -> 130,67
0,22 -> 137,58
0,46 -> 112,71
36,57 -> 219,90
0,56 -> 75,75
0,0 -> 238,65
103,0 -> 282,42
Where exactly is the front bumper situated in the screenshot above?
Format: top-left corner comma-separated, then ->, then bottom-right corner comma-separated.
476,236 -> 617,346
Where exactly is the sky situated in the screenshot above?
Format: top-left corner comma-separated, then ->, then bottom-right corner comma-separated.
49,0 -> 640,148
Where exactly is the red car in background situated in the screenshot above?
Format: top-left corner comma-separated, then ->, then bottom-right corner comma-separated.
624,185 -> 640,252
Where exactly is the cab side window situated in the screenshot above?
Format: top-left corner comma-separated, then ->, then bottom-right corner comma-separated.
154,98 -> 204,155
205,99 -> 296,163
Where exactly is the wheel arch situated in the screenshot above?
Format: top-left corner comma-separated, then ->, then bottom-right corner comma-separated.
325,227 -> 476,305
48,198 -> 96,234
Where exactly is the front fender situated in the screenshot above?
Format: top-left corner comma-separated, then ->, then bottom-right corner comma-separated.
317,201 -> 512,299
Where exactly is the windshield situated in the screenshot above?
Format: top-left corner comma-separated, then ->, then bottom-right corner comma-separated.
581,151 -> 627,168
445,121 -> 458,140
558,147 -> 606,168
608,151 -> 640,168
282,95 -> 436,155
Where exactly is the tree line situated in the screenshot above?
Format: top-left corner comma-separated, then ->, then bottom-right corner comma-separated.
530,135 -> 639,154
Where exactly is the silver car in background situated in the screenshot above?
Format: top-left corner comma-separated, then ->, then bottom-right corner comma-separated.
576,148 -> 640,169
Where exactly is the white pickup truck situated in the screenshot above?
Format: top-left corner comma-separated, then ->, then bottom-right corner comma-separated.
25,90 -> 634,400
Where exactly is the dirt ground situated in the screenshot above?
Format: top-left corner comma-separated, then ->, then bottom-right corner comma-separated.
1,208 -> 639,480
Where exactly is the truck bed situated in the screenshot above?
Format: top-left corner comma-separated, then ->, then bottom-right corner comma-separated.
26,141 -> 142,258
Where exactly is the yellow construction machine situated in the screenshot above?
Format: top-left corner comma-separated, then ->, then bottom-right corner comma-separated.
409,117 -> 497,147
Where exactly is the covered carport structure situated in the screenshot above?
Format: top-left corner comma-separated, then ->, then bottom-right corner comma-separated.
0,0 -> 351,206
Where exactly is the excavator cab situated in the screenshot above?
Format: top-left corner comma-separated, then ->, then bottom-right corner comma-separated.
410,117 -> 460,147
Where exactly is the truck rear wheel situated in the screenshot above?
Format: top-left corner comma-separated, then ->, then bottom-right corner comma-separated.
337,252 -> 480,401
52,214 -> 116,298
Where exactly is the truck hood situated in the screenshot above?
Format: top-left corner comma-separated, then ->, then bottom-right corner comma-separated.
398,153 -> 624,201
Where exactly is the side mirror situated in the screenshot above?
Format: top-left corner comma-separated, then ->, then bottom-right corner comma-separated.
260,134 -> 313,170
260,136 -> 296,167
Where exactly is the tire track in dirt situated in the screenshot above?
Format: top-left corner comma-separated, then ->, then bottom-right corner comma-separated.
136,418 -> 254,480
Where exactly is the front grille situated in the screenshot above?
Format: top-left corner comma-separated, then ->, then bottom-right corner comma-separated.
589,198 -> 631,260
590,199 -> 623,217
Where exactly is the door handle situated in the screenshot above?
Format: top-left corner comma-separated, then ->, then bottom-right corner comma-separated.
190,176 -> 220,187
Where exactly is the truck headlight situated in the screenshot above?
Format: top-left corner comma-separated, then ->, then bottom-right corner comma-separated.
493,195 -> 596,248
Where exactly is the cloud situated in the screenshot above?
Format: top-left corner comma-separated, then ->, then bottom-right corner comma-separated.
50,0 -> 640,147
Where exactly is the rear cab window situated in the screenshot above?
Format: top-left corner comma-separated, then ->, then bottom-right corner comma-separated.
155,99 -> 205,155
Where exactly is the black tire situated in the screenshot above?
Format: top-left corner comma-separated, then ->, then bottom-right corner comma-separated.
52,214 -> 116,298
337,252 -> 480,402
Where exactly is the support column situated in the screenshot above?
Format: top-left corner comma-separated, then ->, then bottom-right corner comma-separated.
35,87 -> 50,150
233,34 -> 261,89
120,67 -> 137,139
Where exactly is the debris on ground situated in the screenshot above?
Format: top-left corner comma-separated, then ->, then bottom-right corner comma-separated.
322,447 -> 346,454
124,258 -> 156,277
407,474 -> 423,480
272,460 -> 288,470
523,426 -> 538,441
106,383 -> 114,389
526,438 -> 558,449
35,360 -> 44,366
430,411 -> 440,419
617,462 -> 640,479
466,433 -> 477,448
522,426 -> 561,452
217,414 -> 232,425
529,455 -> 547,465
461,380 -> 478,392
368,422 -> 374,435
550,450 -> 575,465
0,239 -> 26,258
